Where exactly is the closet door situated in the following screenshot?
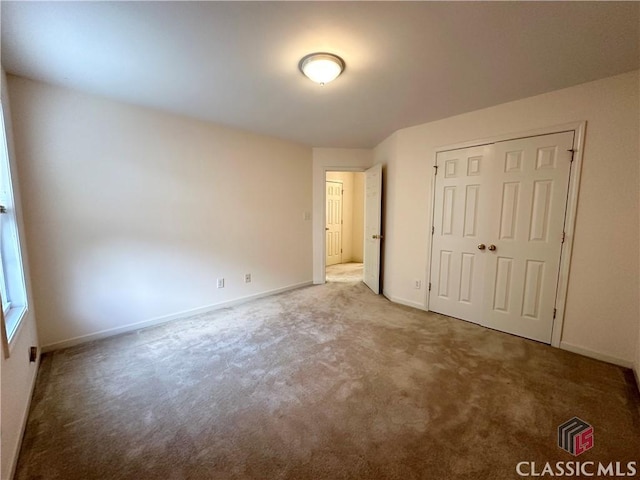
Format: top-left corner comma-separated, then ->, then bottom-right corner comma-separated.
430,131 -> 574,344
482,132 -> 574,343
429,145 -> 493,324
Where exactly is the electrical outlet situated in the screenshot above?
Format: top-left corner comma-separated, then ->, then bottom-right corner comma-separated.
244,273 -> 251,283
415,280 -> 422,289
217,278 -> 225,288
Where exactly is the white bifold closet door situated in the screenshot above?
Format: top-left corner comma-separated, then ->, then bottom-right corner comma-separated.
429,131 -> 574,343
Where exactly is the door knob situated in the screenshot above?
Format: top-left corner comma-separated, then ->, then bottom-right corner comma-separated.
325,227 -> 329,231
477,244 -> 486,250
488,244 -> 497,251
372,234 -> 384,240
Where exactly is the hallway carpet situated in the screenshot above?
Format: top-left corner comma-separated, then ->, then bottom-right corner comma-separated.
326,262 -> 363,283
16,279 -> 640,479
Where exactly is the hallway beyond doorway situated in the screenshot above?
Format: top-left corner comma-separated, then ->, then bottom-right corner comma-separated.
326,262 -> 363,283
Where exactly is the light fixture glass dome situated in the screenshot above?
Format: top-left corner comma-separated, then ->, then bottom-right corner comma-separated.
299,53 -> 345,86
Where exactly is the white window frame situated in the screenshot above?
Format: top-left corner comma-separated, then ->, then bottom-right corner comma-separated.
0,102 -> 28,357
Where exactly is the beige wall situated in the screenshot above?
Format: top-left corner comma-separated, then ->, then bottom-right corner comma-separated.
326,171 -> 364,264
1,70 -> 40,480
8,76 -> 313,350
312,148 -> 372,283
375,70 -> 640,367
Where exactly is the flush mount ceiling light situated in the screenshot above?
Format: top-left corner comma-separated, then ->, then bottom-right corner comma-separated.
298,52 -> 345,86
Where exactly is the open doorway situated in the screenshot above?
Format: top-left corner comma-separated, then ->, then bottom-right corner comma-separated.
325,171 -> 365,283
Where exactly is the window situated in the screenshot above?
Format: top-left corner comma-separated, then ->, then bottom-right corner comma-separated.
0,103 -> 27,352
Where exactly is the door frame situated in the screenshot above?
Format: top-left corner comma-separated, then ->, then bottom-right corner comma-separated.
317,168 -> 367,284
325,180 -> 344,266
427,121 -> 586,348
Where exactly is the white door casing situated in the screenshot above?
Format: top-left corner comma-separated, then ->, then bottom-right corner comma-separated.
325,181 -> 343,267
364,164 -> 382,294
430,131 -> 574,344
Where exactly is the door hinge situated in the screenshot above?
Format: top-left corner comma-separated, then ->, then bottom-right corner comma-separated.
553,308 -> 557,319
434,165 -> 438,175
428,282 -> 432,291
561,231 -> 566,244
568,148 -> 576,162
432,226 -> 435,235
0,205 -> 6,214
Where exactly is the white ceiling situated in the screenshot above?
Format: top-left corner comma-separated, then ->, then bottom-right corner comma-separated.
1,1 -> 638,148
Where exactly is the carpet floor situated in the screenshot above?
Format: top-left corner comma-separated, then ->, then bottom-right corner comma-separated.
15,277 -> 640,479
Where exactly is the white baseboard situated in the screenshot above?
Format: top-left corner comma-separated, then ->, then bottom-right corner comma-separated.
560,341 -> 634,369
382,291 -> 427,311
41,281 -> 313,352
382,294 -> 636,379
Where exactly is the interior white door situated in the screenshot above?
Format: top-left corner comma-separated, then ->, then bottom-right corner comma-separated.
482,131 -> 573,343
364,164 -> 382,293
325,181 -> 343,267
430,131 -> 574,344
429,145 -> 494,323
